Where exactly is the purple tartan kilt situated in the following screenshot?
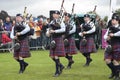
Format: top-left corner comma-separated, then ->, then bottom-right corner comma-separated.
79,37 -> 96,53
104,42 -> 120,61
65,37 -> 77,55
14,38 -> 31,58
50,37 -> 65,57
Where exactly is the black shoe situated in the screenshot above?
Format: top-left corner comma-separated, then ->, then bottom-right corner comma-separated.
18,64 -> 24,74
19,70 -> 24,74
67,61 -> 74,69
88,58 -> 92,64
83,63 -> 89,67
109,73 -> 115,79
83,59 -> 92,67
114,77 -> 120,80
23,63 -> 28,72
53,72 -> 60,77
59,65 -> 64,74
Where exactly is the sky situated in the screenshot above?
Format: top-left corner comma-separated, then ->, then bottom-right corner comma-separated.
0,0 -> 120,18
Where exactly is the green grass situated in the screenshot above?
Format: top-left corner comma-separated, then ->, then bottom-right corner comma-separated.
0,49 -> 110,80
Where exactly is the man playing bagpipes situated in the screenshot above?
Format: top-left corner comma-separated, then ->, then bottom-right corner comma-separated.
104,13 -> 120,80
10,14 -> 31,74
64,12 -> 77,69
46,10 -> 66,77
79,14 -> 97,67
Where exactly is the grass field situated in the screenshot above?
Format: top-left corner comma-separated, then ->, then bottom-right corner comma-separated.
0,49 -> 110,80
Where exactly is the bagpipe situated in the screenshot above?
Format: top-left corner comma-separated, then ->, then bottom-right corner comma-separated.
80,25 -> 87,46
59,0 -> 65,24
14,7 -> 34,37
105,26 -> 120,53
9,22 -> 27,52
80,22 -> 94,46
48,0 -> 65,49
10,21 -> 28,52
65,3 -> 75,35
63,3 -> 76,47
9,42 -> 20,53
23,7 -> 34,36
47,0 -> 65,35
9,7 -> 34,52
49,0 -> 65,28
80,21 -> 96,46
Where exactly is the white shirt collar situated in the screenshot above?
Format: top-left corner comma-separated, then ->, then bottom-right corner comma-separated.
114,24 -> 119,28
85,20 -> 90,24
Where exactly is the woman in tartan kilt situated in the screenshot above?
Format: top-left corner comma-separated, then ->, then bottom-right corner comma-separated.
79,14 -> 96,67
64,13 -> 77,69
10,14 -> 31,74
104,13 -> 120,80
46,10 -> 65,77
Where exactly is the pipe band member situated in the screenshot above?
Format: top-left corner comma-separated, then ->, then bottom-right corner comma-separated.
10,14 -> 31,74
64,13 -> 77,69
79,14 -> 96,66
46,10 -> 65,77
104,13 -> 120,80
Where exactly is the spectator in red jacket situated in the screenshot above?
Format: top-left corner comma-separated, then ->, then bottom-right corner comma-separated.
0,31 -> 12,48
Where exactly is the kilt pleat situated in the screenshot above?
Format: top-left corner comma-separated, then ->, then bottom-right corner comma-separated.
14,38 -> 31,58
79,37 -> 96,53
65,37 -> 77,55
104,42 -> 120,61
50,37 -> 65,57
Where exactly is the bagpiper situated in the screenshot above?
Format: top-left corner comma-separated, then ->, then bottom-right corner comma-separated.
64,13 -> 77,69
46,10 -> 65,77
10,14 -> 31,74
79,14 -> 96,66
104,13 -> 120,80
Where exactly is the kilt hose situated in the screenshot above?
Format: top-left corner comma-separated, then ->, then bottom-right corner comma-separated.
104,42 -> 120,61
50,37 -> 65,57
80,37 -> 96,54
14,38 -> 31,58
65,37 -> 77,55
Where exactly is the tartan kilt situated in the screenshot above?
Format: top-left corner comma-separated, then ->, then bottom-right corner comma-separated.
104,42 -> 120,61
79,37 -> 96,53
65,37 -> 77,55
14,38 -> 31,58
50,37 -> 65,57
